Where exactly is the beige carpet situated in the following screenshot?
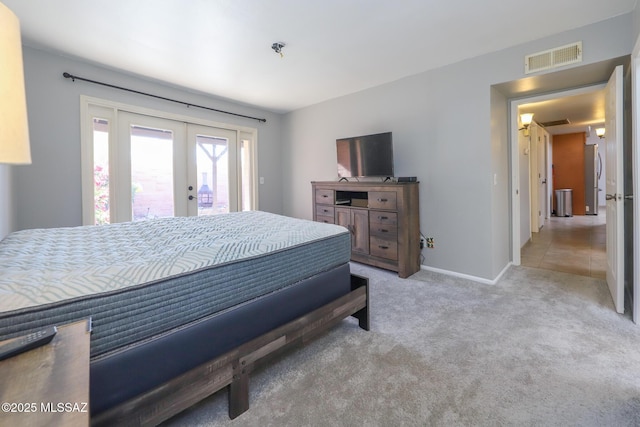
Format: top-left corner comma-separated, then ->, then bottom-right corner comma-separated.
163,263 -> 640,426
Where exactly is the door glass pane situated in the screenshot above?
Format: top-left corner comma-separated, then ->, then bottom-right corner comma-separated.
196,135 -> 229,215
93,118 -> 110,225
130,125 -> 175,221
240,138 -> 253,211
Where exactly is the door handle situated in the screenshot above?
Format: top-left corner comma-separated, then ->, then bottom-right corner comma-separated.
606,194 -> 621,201
189,195 -> 195,201
625,194 -> 634,200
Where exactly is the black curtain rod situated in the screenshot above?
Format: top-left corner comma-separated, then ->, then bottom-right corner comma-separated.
62,72 -> 267,123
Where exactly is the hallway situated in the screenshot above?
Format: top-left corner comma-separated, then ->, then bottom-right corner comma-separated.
521,212 -> 606,279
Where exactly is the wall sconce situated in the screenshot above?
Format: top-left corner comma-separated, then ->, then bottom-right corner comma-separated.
0,2 -> 31,165
596,127 -> 605,139
519,113 -> 534,137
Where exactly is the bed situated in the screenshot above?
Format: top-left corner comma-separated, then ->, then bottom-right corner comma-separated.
0,211 -> 369,425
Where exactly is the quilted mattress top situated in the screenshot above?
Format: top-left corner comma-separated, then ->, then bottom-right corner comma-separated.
0,211 -> 348,313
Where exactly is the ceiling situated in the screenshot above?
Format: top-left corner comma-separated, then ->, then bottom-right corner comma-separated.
2,0 -> 637,113
520,89 -> 606,136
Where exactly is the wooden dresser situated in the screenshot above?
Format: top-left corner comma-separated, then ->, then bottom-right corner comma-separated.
312,181 -> 420,278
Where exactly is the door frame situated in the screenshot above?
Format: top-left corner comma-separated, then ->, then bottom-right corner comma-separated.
631,37 -> 640,323
510,84 -> 605,265
80,95 -> 259,224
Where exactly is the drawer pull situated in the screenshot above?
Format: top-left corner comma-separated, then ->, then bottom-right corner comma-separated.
322,195 -> 328,198
378,216 -> 388,220
323,209 -> 330,213
378,228 -> 388,233
378,245 -> 389,250
377,198 -> 388,202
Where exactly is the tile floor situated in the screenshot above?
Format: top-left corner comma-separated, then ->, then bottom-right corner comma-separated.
521,211 -> 607,279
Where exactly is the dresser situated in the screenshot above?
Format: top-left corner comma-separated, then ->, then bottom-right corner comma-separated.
312,181 -> 420,278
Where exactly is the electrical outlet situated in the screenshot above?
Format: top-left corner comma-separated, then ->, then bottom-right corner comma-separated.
426,237 -> 434,249
420,237 -> 426,249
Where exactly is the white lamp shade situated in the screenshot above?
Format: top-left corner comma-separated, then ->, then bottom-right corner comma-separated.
520,113 -> 534,127
596,127 -> 606,138
0,2 -> 31,165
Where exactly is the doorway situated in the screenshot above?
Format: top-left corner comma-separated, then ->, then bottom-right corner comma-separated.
501,59 -> 635,319
515,88 -> 607,279
81,99 -> 258,225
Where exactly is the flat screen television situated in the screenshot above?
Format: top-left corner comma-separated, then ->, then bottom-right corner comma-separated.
336,132 -> 394,178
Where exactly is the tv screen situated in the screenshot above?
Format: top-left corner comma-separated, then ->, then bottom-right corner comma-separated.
336,132 -> 394,178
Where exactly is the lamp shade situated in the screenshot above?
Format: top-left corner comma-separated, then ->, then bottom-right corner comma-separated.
520,113 -> 534,127
0,2 -> 31,164
596,127 -> 605,138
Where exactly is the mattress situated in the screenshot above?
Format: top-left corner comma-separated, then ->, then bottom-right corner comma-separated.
0,211 -> 351,357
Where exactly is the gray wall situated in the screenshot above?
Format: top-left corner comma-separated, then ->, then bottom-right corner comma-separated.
0,165 -> 13,239
12,46 -> 284,231
281,14 -> 633,281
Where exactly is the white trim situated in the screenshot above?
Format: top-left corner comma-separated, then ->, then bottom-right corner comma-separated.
631,35 -> 640,324
80,95 -> 257,134
80,95 -> 259,224
420,262 -> 512,285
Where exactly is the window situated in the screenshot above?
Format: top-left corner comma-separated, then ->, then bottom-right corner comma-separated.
81,97 -> 258,225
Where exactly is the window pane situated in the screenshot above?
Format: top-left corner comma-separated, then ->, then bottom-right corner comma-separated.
130,125 -> 175,221
240,138 -> 252,211
196,135 -> 229,215
93,118 -> 110,225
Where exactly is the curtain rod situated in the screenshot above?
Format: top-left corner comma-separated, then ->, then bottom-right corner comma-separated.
62,72 -> 267,123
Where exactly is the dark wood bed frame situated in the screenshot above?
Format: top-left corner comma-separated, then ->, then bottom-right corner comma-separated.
92,274 -> 369,426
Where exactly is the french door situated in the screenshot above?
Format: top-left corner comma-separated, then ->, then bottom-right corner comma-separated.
186,124 -> 238,217
83,104 -> 253,225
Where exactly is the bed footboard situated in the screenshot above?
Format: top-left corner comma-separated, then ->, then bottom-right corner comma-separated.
91,274 -> 369,426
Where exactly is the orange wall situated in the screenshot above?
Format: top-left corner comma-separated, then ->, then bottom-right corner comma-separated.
552,132 -> 586,215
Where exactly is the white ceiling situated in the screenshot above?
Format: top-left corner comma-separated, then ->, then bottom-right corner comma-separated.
520,89 -> 606,135
2,0 -> 637,113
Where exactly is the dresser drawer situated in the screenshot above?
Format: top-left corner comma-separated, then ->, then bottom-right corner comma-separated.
370,224 -> 398,239
370,236 -> 398,260
315,189 -> 334,205
369,211 -> 398,226
368,191 -> 397,210
316,215 -> 335,224
316,205 -> 335,218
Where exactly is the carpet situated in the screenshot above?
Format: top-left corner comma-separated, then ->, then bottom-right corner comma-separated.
163,263 -> 640,426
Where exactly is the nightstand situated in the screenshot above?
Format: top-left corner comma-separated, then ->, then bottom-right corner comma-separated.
0,319 -> 91,427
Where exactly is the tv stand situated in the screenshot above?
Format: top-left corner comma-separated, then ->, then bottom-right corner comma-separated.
312,181 -> 420,278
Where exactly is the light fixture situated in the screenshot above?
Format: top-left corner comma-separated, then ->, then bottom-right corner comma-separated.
271,42 -> 285,58
519,113 -> 534,137
0,2 -> 31,165
596,127 -> 605,139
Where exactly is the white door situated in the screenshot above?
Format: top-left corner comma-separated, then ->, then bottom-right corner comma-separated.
537,132 -> 547,227
186,124 -> 239,216
605,65 -> 625,314
117,112 -> 187,222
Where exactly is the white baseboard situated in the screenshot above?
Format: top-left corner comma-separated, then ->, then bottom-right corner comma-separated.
420,262 -> 513,285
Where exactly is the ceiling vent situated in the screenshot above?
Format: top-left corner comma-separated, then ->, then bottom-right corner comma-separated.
525,42 -> 582,74
540,119 -> 571,127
